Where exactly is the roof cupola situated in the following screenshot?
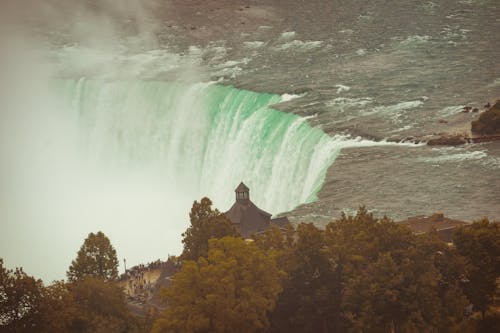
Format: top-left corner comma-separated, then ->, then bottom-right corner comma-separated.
235,182 -> 250,202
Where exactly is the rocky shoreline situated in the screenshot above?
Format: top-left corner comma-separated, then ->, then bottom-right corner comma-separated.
427,134 -> 500,146
392,100 -> 500,146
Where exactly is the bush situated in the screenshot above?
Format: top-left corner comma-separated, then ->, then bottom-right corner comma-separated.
471,100 -> 500,135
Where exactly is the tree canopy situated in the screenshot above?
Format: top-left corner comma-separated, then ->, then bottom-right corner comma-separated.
453,219 -> 500,316
181,197 -> 240,261
67,231 -> 119,282
3,203 -> 499,333
0,259 -> 44,333
1,258 -> 145,333
153,236 -> 284,333
265,208 -> 472,333
471,100 -> 500,135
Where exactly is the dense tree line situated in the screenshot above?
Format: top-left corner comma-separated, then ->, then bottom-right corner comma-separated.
1,199 -> 499,332
155,204 -> 499,333
1,232 -> 150,333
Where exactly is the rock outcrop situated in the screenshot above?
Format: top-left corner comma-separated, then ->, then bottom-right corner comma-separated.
471,100 -> 500,135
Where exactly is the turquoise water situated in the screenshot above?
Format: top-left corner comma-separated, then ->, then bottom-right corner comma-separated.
1,78 -> 404,281
55,79 -> 345,214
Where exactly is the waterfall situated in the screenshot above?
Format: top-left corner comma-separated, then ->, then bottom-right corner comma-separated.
1,78 -> 389,280
56,79 -> 345,214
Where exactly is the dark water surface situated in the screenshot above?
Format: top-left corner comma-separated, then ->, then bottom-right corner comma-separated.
156,0 -> 500,222
6,0 -> 500,222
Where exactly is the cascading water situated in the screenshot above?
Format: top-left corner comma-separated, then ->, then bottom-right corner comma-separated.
56,78 -> 348,213
1,75 -> 401,281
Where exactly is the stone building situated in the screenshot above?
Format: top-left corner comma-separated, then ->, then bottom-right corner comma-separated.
225,182 -> 290,238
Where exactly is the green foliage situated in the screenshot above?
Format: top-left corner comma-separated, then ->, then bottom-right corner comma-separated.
3,204 -> 499,333
328,209 -> 455,332
268,207 -> 470,333
270,223 -> 339,333
453,218 -> 500,315
0,259 -> 44,333
67,231 -> 119,283
415,232 -> 470,332
66,277 -> 139,333
471,100 -> 500,134
253,225 -> 295,272
36,281 -> 77,333
181,197 -> 240,261
153,236 -> 284,333
0,263 -> 144,333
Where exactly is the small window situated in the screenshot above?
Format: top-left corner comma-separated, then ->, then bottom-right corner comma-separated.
237,191 -> 248,200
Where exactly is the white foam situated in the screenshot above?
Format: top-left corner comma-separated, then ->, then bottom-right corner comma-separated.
243,41 -> 265,49
425,149 -> 500,169
188,45 -> 203,55
281,93 -> 303,102
488,78 -> 500,87
326,97 -> 373,108
274,40 -> 324,51
400,35 -> 431,45
389,124 -> 415,133
335,84 -> 351,94
439,105 -> 464,117
371,100 -> 424,114
280,31 -> 296,39
356,48 -> 366,55
50,46 -> 204,80
423,2 -> 438,10
216,59 -> 249,68
422,150 -> 487,163
204,45 -> 228,61
358,14 -> 372,21
441,26 -> 470,43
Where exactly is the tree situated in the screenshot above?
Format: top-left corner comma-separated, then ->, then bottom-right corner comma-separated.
453,219 -> 500,317
37,278 -> 144,333
36,281 -> 77,333
471,100 -> 500,134
269,223 -> 338,333
268,208 -> 469,333
67,277 -> 140,333
254,224 -> 295,272
327,208 -> 467,333
67,231 -> 119,282
181,197 -> 240,261
153,237 -> 284,333
0,258 -> 44,333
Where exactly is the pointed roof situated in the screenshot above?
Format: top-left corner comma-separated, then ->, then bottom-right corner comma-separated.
225,183 -> 290,239
235,182 -> 249,192
225,199 -> 271,238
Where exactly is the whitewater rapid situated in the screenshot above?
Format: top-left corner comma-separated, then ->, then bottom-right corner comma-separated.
56,79 -> 388,213
1,77 -> 415,281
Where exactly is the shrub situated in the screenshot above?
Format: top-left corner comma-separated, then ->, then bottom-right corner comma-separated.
471,100 -> 500,135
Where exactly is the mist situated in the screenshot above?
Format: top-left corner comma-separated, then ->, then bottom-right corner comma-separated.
0,0 -> 359,283
0,0 -> 197,282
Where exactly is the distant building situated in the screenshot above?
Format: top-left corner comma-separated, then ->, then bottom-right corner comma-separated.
225,182 -> 290,238
400,213 -> 468,243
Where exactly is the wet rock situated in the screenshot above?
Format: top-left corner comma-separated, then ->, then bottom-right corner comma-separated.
471,99 -> 500,134
292,87 -> 312,94
427,135 -> 467,146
